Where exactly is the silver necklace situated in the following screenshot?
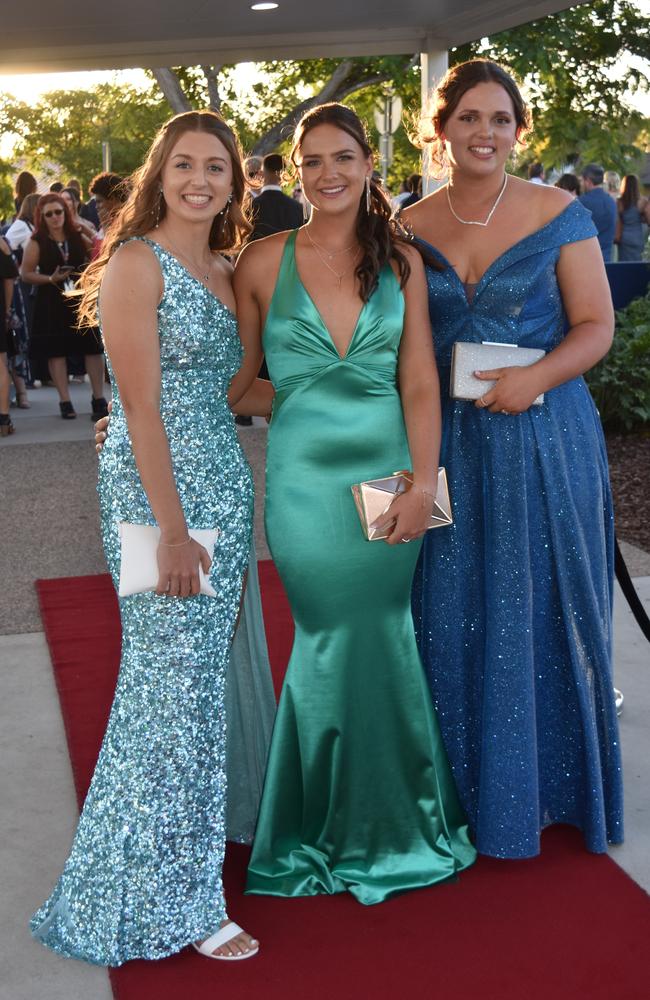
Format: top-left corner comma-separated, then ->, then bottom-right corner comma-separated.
163,236 -> 212,283
446,173 -> 508,227
303,229 -> 360,291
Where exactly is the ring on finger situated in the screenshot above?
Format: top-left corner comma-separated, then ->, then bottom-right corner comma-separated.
478,396 -> 489,408
401,536 -> 411,543
501,409 -> 509,415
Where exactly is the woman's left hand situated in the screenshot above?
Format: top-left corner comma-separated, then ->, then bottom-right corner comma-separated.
474,365 -> 545,415
371,487 -> 433,546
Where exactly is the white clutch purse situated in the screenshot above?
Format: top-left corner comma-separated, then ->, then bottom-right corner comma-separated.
118,523 -> 219,597
450,341 -> 546,405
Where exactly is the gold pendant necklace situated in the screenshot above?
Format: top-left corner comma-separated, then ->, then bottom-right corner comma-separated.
304,228 -> 360,290
304,226 -> 357,260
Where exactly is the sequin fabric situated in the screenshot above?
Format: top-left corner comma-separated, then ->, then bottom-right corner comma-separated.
412,200 -> 624,859
30,239 -> 254,965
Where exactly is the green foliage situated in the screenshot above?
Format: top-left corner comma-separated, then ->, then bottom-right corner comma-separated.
454,0 -> 650,172
0,155 -> 15,220
0,83 -> 169,189
586,291 -> 650,431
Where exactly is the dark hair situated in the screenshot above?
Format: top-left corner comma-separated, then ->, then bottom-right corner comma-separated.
528,162 -> 544,180
415,59 -> 531,177
581,163 -> 604,186
619,174 -> 640,212
14,170 -> 37,204
49,181 -> 64,193
32,193 -> 86,255
290,102 -> 413,302
555,173 -> 581,196
89,171 -> 128,203
407,173 -> 422,193
62,186 -> 81,206
263,153 -> 284,174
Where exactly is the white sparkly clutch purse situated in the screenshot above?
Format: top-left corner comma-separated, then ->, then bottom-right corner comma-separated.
118,523 -> 219,597
450,341 -> 546,405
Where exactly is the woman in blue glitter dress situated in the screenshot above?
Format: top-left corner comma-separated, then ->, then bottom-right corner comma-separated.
30,112 -> 266,964
403,60 -> 623,860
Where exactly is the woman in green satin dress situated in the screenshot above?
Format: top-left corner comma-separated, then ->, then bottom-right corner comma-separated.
233,104 -> 476,904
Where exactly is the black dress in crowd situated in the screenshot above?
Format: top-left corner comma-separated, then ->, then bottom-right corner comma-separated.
29,234 -> 103,360
0,247 -> 19,356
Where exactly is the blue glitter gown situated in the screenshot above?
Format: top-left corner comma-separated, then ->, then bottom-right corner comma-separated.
412,200 -> 624,859
30,239 -> 258,965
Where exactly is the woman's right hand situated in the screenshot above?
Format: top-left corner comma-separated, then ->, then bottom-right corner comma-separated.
50,266 -> 71,283
156,537 -> 213,598
95,400 -> 113,453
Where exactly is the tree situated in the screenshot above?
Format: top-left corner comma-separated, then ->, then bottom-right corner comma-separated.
454,0 -> 650,172
0,156 -> 15,220
0,83 -> 169,188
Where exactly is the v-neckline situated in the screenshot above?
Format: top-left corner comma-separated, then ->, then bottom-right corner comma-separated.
143,239 -> 237,320
289,230 -> 367,361
419,200 -> 575,305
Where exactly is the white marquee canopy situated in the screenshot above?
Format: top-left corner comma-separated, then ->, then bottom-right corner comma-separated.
1,1 -> 583,74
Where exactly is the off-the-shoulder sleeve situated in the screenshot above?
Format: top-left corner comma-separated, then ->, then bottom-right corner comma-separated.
559,198 -> 598,244
0,247 -> 19,279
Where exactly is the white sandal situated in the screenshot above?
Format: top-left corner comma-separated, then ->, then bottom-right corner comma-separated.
192,922 -> 259,961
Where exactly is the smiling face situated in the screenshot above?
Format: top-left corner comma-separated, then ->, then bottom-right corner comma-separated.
160,130 -> 233,226
441,81 -> 518,178
296,123 -> 372,218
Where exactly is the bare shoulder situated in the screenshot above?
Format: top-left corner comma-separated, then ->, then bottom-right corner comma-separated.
399,241 -> 426,278
103,238 -> 162,299
236,231 -> 291,270
401,188 -> 446,229
511,176 -> 573,225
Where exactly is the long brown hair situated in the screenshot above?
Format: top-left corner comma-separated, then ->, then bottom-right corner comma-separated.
78,110 -> 251,327
290,102 -> 413,302
414,59 -> 531,178
619,174 -> 640,213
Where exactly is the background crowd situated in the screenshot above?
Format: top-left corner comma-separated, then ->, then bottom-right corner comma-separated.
0,149 -> 648,439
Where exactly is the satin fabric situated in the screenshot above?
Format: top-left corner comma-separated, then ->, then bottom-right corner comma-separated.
246,231 -> 476,904
412,200 -> 624,859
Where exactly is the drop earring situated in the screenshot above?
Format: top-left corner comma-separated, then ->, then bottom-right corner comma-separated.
218,193 -> 233,217
365,176 -> 371,214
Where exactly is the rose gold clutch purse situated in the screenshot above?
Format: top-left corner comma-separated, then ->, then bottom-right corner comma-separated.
351,468 -> 452,541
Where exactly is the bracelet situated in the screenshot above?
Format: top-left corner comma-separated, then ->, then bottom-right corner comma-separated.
412,485 -> 437,510
159,536 -> 192,548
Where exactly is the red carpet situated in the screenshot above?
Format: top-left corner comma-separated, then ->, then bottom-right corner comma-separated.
36,567 -> 650,1000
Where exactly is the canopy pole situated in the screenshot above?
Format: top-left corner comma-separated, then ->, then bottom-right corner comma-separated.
420,40 -> 448,195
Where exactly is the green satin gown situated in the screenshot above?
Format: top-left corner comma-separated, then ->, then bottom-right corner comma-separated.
246,231 -> 476,904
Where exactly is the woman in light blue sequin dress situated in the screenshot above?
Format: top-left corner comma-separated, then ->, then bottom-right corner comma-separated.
31,112 -> 268,965
404,61 -> 623,860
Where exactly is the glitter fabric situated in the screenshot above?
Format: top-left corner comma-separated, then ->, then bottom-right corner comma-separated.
30,239 -> 254,965
412,200 -> 624,859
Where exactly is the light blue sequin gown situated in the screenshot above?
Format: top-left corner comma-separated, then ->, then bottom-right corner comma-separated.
31,239 -> 257,965
412,200 -> 624,859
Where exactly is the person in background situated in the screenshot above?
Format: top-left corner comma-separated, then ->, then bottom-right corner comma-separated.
604,170 -> 621,200
13,171 -> 37,214
5,193 -> 40,254
555,173 -> 581,198
401,173 -> 422,209
243,155 -> 263,199
61,187 -> 97,243
616,174 -> 650,262
0,235 -> 19,436
392,176 -> 413,210
20,193 -> 107,420
579,163 -> 617,262
88,172 -> 128,236
528,161 -> 545,185
248,153 -> 303,242
49,181 -> 64,193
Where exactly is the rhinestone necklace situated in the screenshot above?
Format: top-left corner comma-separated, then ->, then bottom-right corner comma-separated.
446,173 -> 508,227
